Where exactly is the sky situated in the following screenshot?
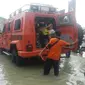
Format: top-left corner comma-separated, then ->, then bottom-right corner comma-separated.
76,0 -> 85,27
0,0 -> 85,27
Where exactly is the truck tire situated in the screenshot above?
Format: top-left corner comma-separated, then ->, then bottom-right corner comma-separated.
0,48 -> 3,54
11,49 -> 16,63
11,48 -> 24,66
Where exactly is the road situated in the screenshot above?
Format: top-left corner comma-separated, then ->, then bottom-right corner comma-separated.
0,53 -> 85,85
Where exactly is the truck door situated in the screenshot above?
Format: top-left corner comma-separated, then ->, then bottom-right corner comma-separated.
56,12 -> 78,52
6,22 -> 12,49
0,34 -> 2,48
2,24 -> 8,49
35,17 -> 56,48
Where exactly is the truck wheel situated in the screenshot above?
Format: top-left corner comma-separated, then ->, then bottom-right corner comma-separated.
16,55 -> 24,66
11,49 -> 24,66
0,48 -> 3,54
11,49 -> 16,63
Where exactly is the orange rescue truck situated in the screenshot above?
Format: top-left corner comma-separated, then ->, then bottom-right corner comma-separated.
0,4 -> 78,66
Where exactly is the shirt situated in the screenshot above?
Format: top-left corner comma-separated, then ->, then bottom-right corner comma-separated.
42,28 -> 49,35
47,38 -> 70,60
48,29 -> 55,35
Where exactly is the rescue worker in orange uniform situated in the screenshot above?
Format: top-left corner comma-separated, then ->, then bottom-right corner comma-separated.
39,31 -> 77,76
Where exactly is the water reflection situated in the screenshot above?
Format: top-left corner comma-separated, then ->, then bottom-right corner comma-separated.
66,54 -> 85,85
0,53 -> 85,85
0,64 -> 9,85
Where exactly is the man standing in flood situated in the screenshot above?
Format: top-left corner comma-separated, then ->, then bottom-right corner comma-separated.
39,31 -> 77,76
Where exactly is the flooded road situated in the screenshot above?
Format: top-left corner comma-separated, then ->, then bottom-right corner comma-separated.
0,53 -> 85,85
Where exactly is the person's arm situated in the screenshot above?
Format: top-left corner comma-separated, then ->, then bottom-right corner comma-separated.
39,38 -> 53,56
63,39 -> 78,49
70,39 -> 78,46
39,43 -> 50,56
45,24 -> 52,29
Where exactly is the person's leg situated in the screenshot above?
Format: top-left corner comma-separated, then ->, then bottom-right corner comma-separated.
39,38 -> 45,48
43,35 -> 48,46
45,35 -> 49,43
44,59 -> 52,75
66,51 -> 71,58
39,33 -> 45,48
53,60 -> 60,76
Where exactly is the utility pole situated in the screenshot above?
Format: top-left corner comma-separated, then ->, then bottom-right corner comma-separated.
68,0 -> 76,14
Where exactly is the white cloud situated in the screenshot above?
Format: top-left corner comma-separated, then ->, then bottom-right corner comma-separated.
76,0 -> 85,27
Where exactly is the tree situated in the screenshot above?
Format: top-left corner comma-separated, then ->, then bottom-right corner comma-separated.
77,23 -> 84,50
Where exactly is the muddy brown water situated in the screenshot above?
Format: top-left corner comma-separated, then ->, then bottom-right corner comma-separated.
0,53 -> 85,85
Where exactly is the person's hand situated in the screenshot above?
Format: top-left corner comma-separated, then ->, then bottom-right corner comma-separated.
39,52 -> 42,56
39,52 -> 47,61
48,24 -> 52,27
70,39 -> 78,46
73,39 -> 78,44
75,39 -> 78,42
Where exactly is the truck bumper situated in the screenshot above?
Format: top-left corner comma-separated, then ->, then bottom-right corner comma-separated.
18,50 -> 41,58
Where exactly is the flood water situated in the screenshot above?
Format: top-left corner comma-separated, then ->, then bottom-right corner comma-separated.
0,53 -> 85,85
